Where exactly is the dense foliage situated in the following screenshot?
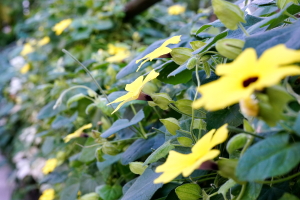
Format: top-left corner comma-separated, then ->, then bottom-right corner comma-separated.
1,0 -> 300,199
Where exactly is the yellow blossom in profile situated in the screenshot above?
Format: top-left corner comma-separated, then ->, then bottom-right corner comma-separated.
193,45 -> 300,111
20,43 -> 34,56
20,63 -> 30,74
37,36 -> 50,46
42,158 -> 58,174
64,123 -> 92,143
106,44 -> 130,63
154,124 -> 228,184
107,70 -> 159,114
52,19 -> 72,35
39,188 -> 55,200
135,35 -> 181,71
168,5 -> 186,15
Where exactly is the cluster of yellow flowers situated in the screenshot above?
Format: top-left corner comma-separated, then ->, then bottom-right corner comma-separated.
168,5 -> 186,15
64,123 -> 92,142
39,189 -> 55,200
105,44 -> 131,63
42,158 -> 58,174
107,33 -> 300,184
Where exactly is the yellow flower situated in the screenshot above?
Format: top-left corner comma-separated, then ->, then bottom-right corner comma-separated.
107,44 -> 127,55
20,43 -> 34,56
42,158 -> 58,174
107,70 -> 159,114
168,5 -> 186,15
154,124 -> 228,184
20,63 -> 30,74
39,188 -> 55,200
37,36 -> 50,46
193,45 -> 300,111
135,35 -> 181,71
64,123 -> 92,143
52,19 -> 72,35
106,44 -> 130,63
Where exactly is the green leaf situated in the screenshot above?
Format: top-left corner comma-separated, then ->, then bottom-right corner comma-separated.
60,173 -> 80,200
150,93 -> 173,110
129,162 -> 148,175
37,100 -> 66,120
171,47 -> 193,65
144,140 -> 175,165
240,182 -> 262,200
41,137 -> 55,155
226,133 -> 248,154
280,193 -> 300,200
122,168 -> 163,200
160,118 -> 181,135
79,137 -> 98,163
206,104 -> 243,130
236,134 -> 300,181
175,183 -> 201,200
67,93 -> 86,107
93,20 -> 113,30
293,113 -> 300,137
190,41 -> 206,51
177,137 -> 193,147
96,184 -> 122,200
101,109 -> 144,138
218,179 -> 236,199
175,99 -> 193,115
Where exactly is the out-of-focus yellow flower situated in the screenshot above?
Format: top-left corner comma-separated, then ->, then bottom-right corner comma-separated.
20,63 -> 30,74
37,36 -> 50,46
106,44 -> 130,63
20,43 -> 34,56
64,123 -> 92,143
240,96 -> 259,117
106,51 -> 130,63
42,158 -> 58,174
39,189 -> 55,200
107,70 -> 159,114
135,35 -> 181,71
154,124 -> 228,184
52,19 -> 72,35
168,5 -> 186,15
193,45 -> 300,111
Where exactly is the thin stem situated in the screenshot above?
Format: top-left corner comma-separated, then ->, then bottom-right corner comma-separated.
256,171 -> 300,184
152,127 -> 166,135
130,104 -> 147,139
241,135 -> 254,156
238,23 -> 250,37
208,192 -> 218,198
173,173 -> 217,182
62,49 -> 113,108
227,126 -> 264,139
236,184 -> 247,200
153,106 -> 162,118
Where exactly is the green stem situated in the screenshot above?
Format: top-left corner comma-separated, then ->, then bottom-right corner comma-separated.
227,126 -> 264,139
153,106 -> 162,118
208,192 -> 218,198
256,171 -> 300,184
238,23 -> 250,37
130,104 -> 147,139
284,11 -> 297,20
152,127 -> 166,135
236,184 -> 247,200
241,134 -> 254,156
62,49 -> 111,105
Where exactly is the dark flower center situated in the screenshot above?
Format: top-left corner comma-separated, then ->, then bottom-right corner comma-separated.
242,77 -> 258,87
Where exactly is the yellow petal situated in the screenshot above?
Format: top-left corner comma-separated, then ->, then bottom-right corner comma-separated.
135,35 -> 181,71
142,70 -> 160,85
20,43 -> 34,56
52,19 -> 72,35
111,97 -> 135,114
107,92 -> 135,105
125,76 -> 144,92
42,158 -> 58,174
37,36 -> 50,46
64,123 -> 92,143
168,5 -> 186,15
182,149 -> 220,177
259,44 -> 300,70
20,63 -> 30,74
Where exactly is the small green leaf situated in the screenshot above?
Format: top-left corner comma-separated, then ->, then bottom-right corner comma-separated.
186,57 -> 197,70
160,118 -> 180,135
95,147 -> 105,162
144,140 -> 175,165
280,193 -> 300,200
175,183 -> 201,200
226,133 -> 248,154
79,192 -> 99,200
150,93 -> 173,110
175,99 -> 193,115
171,47 -> 193,65
190,41 -> 206,51
96,184 -> 122,200
240,182 -> 262,200
85,103 -> 96,114
67,93 -> 86,108
193,119 -> 206,131
177,137 -> 193,147
79,137 -> 98,163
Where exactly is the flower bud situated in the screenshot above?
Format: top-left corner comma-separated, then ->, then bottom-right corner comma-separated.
149,93 -> 173,110
79,192 -> 99,200
102,142 -> 120,156
186,57 -> 197,70
95,147 -> 105,162
174,99 -> 193,115
129,162 -> 148,175
160,118 -> 180,135
216,39 -> 245,59
212,0 -> 246,30
226,133 -> 248,154
239,96 -> 259,117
